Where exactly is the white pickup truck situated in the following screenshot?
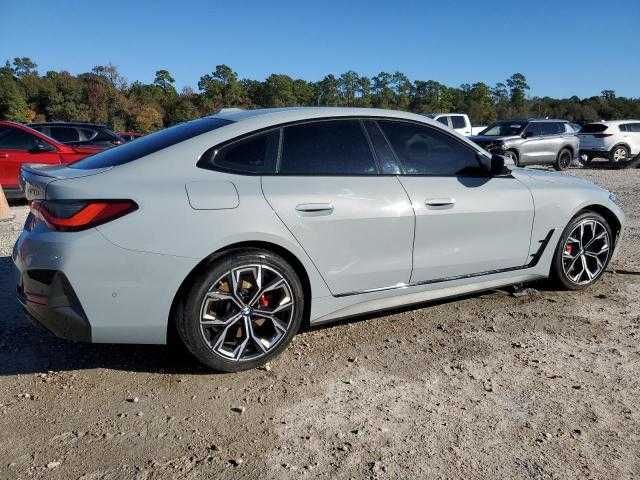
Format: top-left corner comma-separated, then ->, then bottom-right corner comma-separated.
426,113 -> 486,137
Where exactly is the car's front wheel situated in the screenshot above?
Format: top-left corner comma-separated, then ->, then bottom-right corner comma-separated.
177,249 -> 304,371
551,212 -> 613,290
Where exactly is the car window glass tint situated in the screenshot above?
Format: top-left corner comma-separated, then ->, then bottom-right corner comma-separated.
451,116 -> 466,129
437,116 -> 449,126
50,127 -> 80,143
279,120 -> 377,175
209,130 -> 279,174
71,117 -> 234,169
363,120 -> 401,174
378,120 -> 480,176
0,128 -> 38,150
631,123 -> 640,132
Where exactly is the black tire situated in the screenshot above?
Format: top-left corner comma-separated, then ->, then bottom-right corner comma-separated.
551,211 -> 613,290
176,248 -> 305,372
609,145 -> 631,168
554,148 -> 572,171
579,155 -> 592,168
504,149 -> 519,166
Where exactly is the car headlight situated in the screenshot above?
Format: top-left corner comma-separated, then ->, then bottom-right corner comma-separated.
609,192 -> 622,206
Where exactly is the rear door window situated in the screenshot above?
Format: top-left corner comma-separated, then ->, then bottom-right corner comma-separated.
279,120 -> 377,175
450,115 -> 466,129
70,117 -> 234,169
629,123 -> 640,133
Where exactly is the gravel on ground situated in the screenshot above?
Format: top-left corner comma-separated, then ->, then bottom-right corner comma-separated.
0,168 -> 639,479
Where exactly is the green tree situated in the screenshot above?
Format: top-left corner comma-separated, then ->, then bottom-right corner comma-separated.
262,74 -> 296,107
198,64 -> 246,108
12,57 -> 38,77
154,69 -> 176,93
0,67 -> 30,121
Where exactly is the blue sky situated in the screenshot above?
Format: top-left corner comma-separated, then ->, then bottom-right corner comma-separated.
2,0 -> 639,98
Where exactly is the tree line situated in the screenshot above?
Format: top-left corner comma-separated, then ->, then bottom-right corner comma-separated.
1,57 -> 639,133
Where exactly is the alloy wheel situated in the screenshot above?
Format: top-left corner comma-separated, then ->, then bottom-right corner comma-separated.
612,147 -> 628,162
561,219 -> 610,285
559,150 -> 572,169
199,264 -> 295,361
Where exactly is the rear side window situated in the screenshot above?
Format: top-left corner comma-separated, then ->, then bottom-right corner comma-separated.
201,130 -> 279,174
581,124 -> 609,134
70,117 -> 234,169
451,115 -> 466,129
378,120 -> 481,176
279,120 -> 377,175
50,126 -> 80,143
619,123 -> 640,132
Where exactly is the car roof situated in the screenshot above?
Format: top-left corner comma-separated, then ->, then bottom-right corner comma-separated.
590,119 -> 640,125
29,121 -> 109,128
212,106 -> 449,127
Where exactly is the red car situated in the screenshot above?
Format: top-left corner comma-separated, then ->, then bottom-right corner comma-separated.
0,121 -> 101,199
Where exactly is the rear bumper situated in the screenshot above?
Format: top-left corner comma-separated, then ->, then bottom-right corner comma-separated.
580,148 -> 610,158
12,225 -> 198,345
15,267 -> 91,342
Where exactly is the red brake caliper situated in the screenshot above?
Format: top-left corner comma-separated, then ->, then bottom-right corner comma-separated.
564,244 -> 573,255
259,293 -> 270,308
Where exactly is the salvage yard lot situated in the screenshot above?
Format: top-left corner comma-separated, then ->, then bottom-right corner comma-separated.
1,166 -> 639,479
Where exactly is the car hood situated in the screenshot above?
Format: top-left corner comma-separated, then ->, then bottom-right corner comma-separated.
469,135 -> 522,142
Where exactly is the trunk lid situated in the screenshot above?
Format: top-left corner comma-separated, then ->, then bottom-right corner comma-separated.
21,164 -> 111,200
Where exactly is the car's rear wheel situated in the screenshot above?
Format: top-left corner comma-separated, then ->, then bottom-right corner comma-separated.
609,145 -> 630,168
551,212 -> 613,290
177,249 -> 304,371
554,148 -> 572,171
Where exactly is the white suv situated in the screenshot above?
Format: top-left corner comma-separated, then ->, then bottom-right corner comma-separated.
579,120 -> 640,167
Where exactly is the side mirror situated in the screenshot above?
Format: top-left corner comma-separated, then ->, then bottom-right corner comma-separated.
478,152 -> 506,175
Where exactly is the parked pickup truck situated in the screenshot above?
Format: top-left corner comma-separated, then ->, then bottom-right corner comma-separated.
426,113 -> 486,136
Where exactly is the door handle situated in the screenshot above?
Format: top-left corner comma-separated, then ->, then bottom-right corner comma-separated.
295,203 -> 334,213
426,198 -> 456,207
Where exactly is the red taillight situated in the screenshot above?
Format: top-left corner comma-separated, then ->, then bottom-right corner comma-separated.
30,200 -> 138,231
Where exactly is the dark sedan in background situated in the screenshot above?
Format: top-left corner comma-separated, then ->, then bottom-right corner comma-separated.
29,122 -> 124,149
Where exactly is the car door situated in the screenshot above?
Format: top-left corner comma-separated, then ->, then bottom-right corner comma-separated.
261,119 -> 414,296
0,126 -> 61,188
376,119 -> 534,283
519,122 -> 555,164
631,123 -> 640,154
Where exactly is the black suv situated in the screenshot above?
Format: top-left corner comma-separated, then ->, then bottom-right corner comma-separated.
29,122 -> 124,149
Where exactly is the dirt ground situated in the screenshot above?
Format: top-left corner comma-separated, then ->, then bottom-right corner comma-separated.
1,165 -> 639,480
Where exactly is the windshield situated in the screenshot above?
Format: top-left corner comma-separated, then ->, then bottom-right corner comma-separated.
70,117 -> 233,169
479,121 -> 527,136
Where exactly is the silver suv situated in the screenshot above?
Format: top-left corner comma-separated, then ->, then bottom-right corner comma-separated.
470,119 -> 579,170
